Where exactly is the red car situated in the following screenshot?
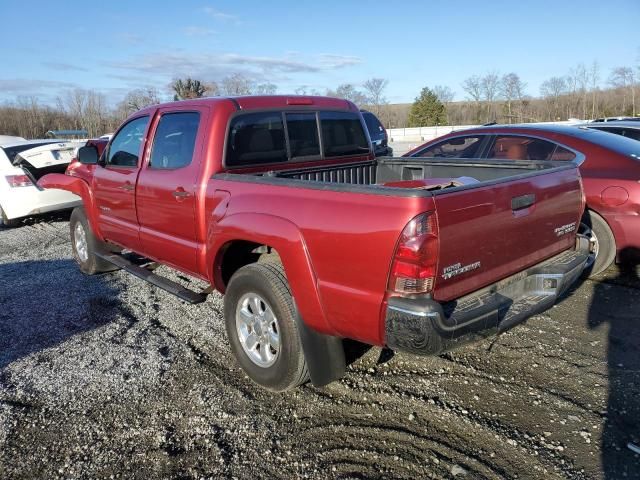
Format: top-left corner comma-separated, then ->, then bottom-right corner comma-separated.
405,125 -> 640,275
39,97 -> 587,391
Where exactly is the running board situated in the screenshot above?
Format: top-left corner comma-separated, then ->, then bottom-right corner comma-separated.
96,252 -> 208,304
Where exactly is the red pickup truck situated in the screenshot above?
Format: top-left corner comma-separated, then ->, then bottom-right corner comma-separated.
40,96 -> 589,391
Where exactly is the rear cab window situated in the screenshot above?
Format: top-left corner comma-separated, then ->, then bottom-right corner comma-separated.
225,110 -> 369,168
150,112 -> 200,169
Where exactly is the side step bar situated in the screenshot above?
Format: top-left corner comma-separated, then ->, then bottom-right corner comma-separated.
96,252 -> 208,304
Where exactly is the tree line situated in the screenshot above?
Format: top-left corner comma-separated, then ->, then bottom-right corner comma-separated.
0,60 -> 637,139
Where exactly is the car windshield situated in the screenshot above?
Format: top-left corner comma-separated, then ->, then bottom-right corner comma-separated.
577,128 -> 640,159
1,142 -> 59,164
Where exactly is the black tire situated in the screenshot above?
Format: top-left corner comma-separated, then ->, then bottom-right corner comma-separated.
69,207 -> 118,275
580,210 -> 616,277
223,262 -> 309,392
0,206 -> 20,228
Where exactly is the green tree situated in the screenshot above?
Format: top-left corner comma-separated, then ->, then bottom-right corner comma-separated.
171,78 -> 208,100
408,87 -> 447,127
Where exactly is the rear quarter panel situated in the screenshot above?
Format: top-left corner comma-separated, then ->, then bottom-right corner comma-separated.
207,178 -> 435,345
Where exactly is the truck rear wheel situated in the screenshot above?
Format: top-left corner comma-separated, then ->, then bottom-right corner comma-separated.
224,262 -> 309,392
580,210 -> 616,277
70,207 -> 118,275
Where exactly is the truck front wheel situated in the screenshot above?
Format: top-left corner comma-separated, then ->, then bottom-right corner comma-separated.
224,262 -> 309,392
70,207 -> 118,275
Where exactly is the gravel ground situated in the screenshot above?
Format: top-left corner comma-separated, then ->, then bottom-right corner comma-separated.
0,213 -> 639,479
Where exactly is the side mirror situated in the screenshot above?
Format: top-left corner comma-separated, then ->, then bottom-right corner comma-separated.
78,145 -> 98,165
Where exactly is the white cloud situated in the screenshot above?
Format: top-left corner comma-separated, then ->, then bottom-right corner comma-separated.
108,51 -> 364,81
202,7 -> 238,22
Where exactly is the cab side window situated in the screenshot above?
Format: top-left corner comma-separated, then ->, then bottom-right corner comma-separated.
413,136 -> 482,158
150,112 -> 200,169
106,116 -> 149,167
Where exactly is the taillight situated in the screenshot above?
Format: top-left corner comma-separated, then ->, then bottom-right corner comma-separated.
5,174 -> 33,188
388,212 -> 439,295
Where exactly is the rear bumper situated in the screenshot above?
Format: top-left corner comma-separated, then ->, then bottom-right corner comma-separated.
384,247 -> 589,356
0,187 -> 81,220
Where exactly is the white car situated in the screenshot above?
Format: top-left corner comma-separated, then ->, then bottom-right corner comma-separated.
0,139 -> 83,227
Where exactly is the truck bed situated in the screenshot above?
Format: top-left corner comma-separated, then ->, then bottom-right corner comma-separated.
216,157 -> 583,308
241,157 -> 572,194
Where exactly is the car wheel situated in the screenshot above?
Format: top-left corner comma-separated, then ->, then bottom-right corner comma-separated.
580,211 -> 616,276
0,206 -> 20,228
70,207 -> 118,275
224,261 -> 309,392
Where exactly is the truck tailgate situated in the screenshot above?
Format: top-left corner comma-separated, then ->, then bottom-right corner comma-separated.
432,166 -> 583,302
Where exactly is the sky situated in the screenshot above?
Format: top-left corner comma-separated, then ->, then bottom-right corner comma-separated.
0,0 -> 638,106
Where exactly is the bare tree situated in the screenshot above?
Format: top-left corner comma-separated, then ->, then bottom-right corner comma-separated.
254,83 -> 277,95
326,84 -> 368,106
481,72 -> 501,121
461,75 -> 483,122
590,61 -> 600,119
609,66 -> 636,115
433,85 -> 454,104
500,73 -> 526,123
362,78 -> 389,115
540,76 -> 567,120
56,89 -> 108,136
117,87 -> 160,118
221,73 -> 253,96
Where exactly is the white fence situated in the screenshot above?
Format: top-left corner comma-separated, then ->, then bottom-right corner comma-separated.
386,120 -> 586,145
386,125 -> 478,144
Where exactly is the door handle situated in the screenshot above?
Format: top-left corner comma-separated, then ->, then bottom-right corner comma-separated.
511,194 -> 536,211
172,189 -> 191,199
120,183 -> 134,191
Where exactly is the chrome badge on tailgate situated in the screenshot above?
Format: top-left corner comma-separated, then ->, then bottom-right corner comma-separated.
442,261 -> 481,280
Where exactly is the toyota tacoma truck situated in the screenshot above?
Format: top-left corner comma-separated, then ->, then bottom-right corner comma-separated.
39,96 -> 589,391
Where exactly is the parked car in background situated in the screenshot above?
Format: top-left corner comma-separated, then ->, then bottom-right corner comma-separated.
590,116 -> 640,123
585,121 -> 640,141
40,96 -> 588,392
0,139 -> 82,227
404,124 -> 640,275
361,110 -> 393,157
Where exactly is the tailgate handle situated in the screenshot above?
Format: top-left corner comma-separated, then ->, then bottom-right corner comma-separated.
511,194 -> 536,211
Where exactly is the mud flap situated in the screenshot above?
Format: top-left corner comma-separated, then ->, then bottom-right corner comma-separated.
295,311 -> 346,387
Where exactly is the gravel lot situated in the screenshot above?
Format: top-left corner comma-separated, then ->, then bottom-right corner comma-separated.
1,212 -> 639,479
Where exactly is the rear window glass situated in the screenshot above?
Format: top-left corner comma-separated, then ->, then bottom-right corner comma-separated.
1,142 -> 58,164
150,112 -> 200,169
488,136 -> 557,161
577,128 -> 640,159
225,110 -> 370,167
319,111 -> 369,158
286,113 -> 319,158
414,136 -> 482,158
226,112 -> 287,167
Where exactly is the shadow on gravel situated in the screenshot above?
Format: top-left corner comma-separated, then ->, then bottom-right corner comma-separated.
588,247 -> 640,479
0,259 -> 123,371
0,209 -> 72,231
